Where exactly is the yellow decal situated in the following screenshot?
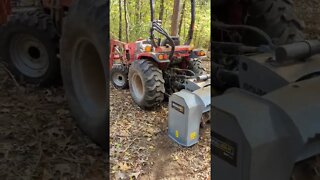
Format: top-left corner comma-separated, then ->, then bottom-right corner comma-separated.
175,130 -> 179,138
190,132 -> 197,140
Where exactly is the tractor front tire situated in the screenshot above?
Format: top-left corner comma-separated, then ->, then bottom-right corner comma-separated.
129,60 -> 165,109
60,0 -> 107,149
0,10 -> 59,85
111,64 -> 129,89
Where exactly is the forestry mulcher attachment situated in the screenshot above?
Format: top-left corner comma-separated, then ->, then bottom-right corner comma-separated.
110,0 -> 211,146
212,1 -> 320,180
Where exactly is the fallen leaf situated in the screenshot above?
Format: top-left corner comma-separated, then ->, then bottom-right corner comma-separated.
115,172 -> 129,180
119,162 -> 130,171
130,172 -> 141,179
0,108 -> 10,113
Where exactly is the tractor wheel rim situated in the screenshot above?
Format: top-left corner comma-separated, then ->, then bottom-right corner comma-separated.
9,33 -> 49,78
112,72 -> 126,87
131,73 -> 144,101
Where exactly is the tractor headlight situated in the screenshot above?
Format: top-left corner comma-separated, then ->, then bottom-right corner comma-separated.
197,50 -> 206,56
158,53 -> 168,60
158,54 -> 164,60
145,45 -> 152,52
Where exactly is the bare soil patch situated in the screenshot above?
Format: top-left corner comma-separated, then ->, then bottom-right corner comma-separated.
0,62 -> 107,179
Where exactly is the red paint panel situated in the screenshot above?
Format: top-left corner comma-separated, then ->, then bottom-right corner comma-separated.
0,0 -> 11,24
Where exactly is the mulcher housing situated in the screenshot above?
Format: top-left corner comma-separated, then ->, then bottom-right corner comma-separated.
212,77 -> 320,180
212,1 -> 320,179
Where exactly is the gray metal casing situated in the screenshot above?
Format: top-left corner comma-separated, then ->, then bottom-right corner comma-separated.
238,53 -> 320,95
212,77 -> 320,180
168,86 -> 210,146
184,77 -> 211,92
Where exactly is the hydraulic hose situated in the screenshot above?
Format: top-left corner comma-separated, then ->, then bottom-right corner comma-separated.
212,21 -> 275,49
151,22 -> 175,60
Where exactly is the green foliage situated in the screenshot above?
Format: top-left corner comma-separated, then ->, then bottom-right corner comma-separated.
110,0 -> 211,48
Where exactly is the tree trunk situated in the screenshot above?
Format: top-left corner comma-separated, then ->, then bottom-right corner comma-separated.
135,0 -> 140,24
197,26 -> 204,47
134,0 -> 141,35
159,0 -> 164,21
124,0 -> 129,42
183,21 -> 186,39
118,0 -> 122,41
178,0 -> 186,35
194,28 -> 198,46
208,35 -> 211,51
171,0 -> 181,36
139,1 -> 142,23
163,9 -> 168,28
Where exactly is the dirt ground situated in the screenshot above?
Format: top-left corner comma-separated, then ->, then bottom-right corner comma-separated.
295,0 -> 320,39
0,63 -> 107,179
110,60 -> 211,180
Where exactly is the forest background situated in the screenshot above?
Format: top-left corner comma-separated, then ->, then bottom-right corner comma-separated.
110,0 -> 211,49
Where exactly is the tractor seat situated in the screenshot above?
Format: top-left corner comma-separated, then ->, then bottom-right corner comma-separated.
161,36 -> 180,46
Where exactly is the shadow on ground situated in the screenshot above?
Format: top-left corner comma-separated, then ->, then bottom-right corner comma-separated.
0,64 -> 107,179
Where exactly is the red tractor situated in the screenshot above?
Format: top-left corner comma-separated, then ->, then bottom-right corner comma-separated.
110,0 -> 208,108
0,0 -> 107,149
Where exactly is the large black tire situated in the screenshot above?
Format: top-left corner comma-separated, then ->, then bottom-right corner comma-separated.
0,10 -> 59,84
111,64 -> 129,89
291,155 -> 320,180
213,0 -> 305,90
60,0 -> 107,149
245,0 -> 305,45
128,60 -> 165,109
189,59 -> 205,76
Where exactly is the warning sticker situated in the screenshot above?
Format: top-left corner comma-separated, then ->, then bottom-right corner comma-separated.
212,131 -> 237,166
190,132 -> 197,140
175,130 -> 179,138
172,101 -> 184,114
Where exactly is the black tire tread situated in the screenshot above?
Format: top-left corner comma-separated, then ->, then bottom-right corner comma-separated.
60,0 -> 107,149
246,0 -> 304,45
189,59 -> 205,75
129,60 -> 165,108
0,9 -> 59,84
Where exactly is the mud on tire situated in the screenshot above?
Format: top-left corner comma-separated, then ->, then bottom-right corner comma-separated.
129,60 -> 165,109
0,9 -> 59,85
60,0 -> 107,149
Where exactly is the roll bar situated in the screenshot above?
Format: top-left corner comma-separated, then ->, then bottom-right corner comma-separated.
149,0 -> 196,59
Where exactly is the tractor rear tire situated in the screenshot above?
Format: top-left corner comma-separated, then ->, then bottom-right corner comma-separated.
245,0 -> 305,45
60,0 -> 107,150
129,60 -> 165,109
111,64 -> 129,89
189,59 -> 205,76
0,9 -> 59,85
